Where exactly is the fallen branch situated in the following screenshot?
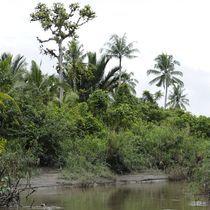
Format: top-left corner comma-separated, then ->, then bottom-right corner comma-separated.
0,169 -> 36,208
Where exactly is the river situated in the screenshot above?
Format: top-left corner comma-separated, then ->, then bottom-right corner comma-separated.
15,181 -> 210,210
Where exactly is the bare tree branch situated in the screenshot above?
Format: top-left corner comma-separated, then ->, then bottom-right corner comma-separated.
37,37 -> 55,43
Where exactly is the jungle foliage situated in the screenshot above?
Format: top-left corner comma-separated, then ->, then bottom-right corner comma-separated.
0,2 -> 209,196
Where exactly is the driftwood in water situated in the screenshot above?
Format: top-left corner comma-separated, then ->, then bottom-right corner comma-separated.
0,168 -> 36,208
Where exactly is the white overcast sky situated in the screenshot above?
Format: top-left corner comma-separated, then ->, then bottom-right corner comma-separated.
0,0 -> 210,116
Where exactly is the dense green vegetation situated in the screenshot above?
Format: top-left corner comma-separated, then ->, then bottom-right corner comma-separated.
0,2 -> 210,193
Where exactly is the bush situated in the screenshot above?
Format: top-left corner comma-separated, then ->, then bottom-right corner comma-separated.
0,93 -> 20,135
106,131 -> 149,173
104,124 -> 208,178
107,104 -> 137,131
88,89 -> 109,118
0,140 -> 37,179
131,125 -> 207,178
61,135 -> 111,180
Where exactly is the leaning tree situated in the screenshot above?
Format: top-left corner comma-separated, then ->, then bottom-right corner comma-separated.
30,2 -> 95,105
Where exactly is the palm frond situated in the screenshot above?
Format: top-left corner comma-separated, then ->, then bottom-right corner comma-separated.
147,69 -> 161,76
171,70 -> 183,77
149,76 -> 162,86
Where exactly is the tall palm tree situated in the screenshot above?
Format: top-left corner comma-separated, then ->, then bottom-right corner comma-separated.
102,34 -> 139,85
64,39 -> 86,92
147,53 -> 183,108
167,85 -> 189,110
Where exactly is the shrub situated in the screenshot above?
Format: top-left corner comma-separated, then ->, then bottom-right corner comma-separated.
106,131 -> 150,173
88,89 -> 109,118
61,135 -> 111,180
132,125 -> 207,178
0,140 -> 37,178
107,104 -> 137,131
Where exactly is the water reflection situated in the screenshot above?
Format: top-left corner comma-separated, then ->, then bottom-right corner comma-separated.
107,188 -> 132,210
3,182 -> 210,210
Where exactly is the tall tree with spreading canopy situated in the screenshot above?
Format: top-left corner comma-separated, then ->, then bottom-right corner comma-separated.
167,85 -> 189,110
102,34 -> 139,85
147,53 -> 183,108
30,2 -> 95,105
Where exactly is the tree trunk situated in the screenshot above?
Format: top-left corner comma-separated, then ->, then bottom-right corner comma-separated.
119,56 -> 122,86
72,61 -> 77,92
73,77 -> 77,92
164,85 -> 168,109
58,42 -> 64,106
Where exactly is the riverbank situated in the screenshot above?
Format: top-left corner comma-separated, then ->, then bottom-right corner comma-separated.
24,168 -> 168,189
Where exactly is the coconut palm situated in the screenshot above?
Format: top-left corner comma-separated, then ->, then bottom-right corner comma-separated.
102,33 -> 139,85
147,53 -> 183,108
167,85 -> 189,110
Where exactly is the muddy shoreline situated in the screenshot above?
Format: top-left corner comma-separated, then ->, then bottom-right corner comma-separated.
22,168 -> 168,189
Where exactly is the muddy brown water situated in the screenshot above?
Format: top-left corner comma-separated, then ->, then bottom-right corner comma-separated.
1,181 -> 210,210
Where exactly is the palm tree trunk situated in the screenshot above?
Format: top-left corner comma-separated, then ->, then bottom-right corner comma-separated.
164,85 -> 168,109
119,56 -> 122,86
73,77 -> 77,92
72,62 -> 77,92
58,41 -> 64,107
